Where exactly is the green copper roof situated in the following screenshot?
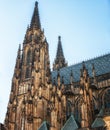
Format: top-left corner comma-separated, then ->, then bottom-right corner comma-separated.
38,121 -> 49,130
91,118 -> 105,128
61,115 -> 78,130
97,107 -> 104,117
91,107 -> 105,128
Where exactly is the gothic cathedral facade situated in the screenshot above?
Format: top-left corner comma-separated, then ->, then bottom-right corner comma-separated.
1,2 -> 110,130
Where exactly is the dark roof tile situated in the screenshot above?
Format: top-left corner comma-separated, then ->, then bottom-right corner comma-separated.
52,54 -> 110,84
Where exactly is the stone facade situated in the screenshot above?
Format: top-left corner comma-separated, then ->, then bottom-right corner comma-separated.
0,123 -> 6,130
2,1 -> 110,130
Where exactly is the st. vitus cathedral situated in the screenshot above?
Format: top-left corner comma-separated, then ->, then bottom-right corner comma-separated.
1,1 -> 110,130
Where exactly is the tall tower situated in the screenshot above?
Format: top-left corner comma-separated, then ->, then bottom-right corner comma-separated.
4,2 -> 51,130
53,36 -> 67,71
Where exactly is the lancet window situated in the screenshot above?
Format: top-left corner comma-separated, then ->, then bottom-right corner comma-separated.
26,50 -> 32,65
104,89 -> 110,109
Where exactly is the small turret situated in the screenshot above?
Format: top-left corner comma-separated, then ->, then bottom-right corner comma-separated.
15,44 -> 21,69
53,36 -> 67,70
92,64 -> 97,85
70,70 -> 75,93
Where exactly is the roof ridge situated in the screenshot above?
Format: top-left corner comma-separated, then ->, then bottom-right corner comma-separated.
52,53 -> 110,72
68,52 -> 110,68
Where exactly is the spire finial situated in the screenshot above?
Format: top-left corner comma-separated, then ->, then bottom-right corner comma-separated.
30,1 -> 41,29
70,70 -> 74,84
56,36 -> 64,58
19,44 -> 21,50
58,36 -> 61,41
17,44 -> 21,59
35,1 -> 38,7
82,61 -> 86,70
92,63 -> 95,71
15,44 -> 21,68
92,63 -> 96,77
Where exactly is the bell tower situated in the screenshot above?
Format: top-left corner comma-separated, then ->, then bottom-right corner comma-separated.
4,2 -> 51,130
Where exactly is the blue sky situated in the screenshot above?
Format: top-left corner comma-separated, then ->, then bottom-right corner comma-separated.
0,0 -> 110,123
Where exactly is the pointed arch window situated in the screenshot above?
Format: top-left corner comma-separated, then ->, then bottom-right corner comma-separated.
66,100 -> 72,119
34,33 -> 38,41
25,67 -> 31,79
104,89 -> 110,109
74,99 -> 82,124
22,52 -> 26,65
26,50 -> 32,65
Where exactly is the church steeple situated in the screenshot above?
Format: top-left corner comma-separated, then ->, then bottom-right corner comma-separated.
4,2 -> 52,129
30,1 -> 41,29
53,36 -> 67,70
56,36 -> 64,58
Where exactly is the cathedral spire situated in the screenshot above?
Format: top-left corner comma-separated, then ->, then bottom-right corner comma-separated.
53,36 -> 67,70
56,36 -> 64,59
30,1 -> 41,29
